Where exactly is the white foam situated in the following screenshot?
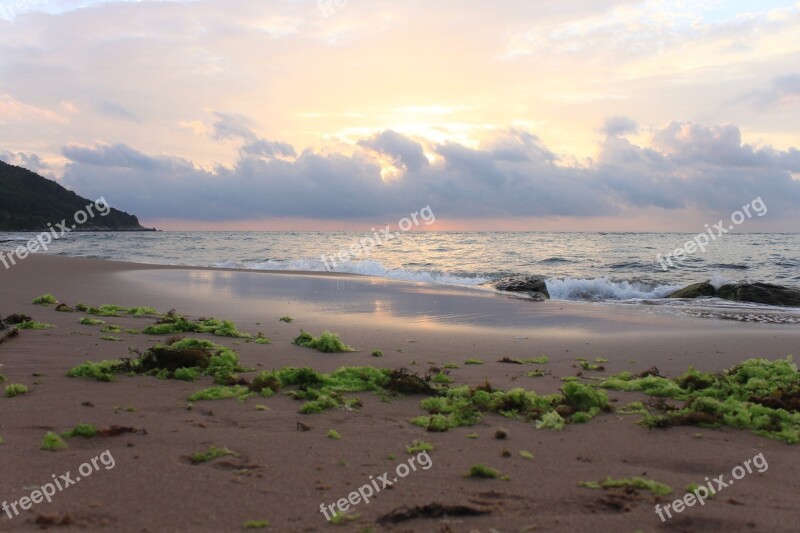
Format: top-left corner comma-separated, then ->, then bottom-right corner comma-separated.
545,277 -> 682,301
709,274 -> 733,289
213,258 -> 489,287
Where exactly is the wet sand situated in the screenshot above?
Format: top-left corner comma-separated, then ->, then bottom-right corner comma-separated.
0,254 -> 798,532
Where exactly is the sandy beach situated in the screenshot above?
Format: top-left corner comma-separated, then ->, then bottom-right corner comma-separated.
1,254 -> 798,532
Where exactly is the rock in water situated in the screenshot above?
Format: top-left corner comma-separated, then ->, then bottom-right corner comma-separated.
717,283 -> 800,307
666,282 -> 717,299
492,275 -> 550,299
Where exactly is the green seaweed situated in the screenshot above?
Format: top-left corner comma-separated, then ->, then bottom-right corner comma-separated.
32,294 -> 58,305
371,350 -> 383,357
63,424 -> 97,438
190,445 -> 234,464
561,381 -> 608,420
101,325 -> 122,333
86,305 -> 128,317
519,450 -> 534,460
128,306 -> 158,317
522,356 -> 549,364
17,321 -> 54,330
466,464 -> 501,479
67,360 -> 128,382
41,432 -> 68,451
79,317 -> 106,326
188,385 -> 251,401
249,366 -> 395,414
405,439 -> 434,454
5,384 -> 28,397
411,414 -> 454,432
100,335 -> 122,342
535,411 -> 565,430
243,521 -> 269,529
617,401 -> 648,415
328,511 -> 361,525
579,476 -> 673,496
143,314 -> 253,338
431,372 -> 453,384
174,367 -> 200,381
293,330 -> 354,352
413,379 -> 605,432
327,429 -> 341,439
278,316 -> 293,323
69,337 -> 247,384
601,357 -> 800,443
464,359 -> 484,365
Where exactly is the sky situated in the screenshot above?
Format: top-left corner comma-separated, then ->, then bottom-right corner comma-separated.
0,0 -> 799,231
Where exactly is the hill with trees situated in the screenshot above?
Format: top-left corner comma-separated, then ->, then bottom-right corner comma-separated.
0,160 -> 150,231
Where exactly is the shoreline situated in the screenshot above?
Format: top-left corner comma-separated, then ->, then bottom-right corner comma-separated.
1,254 -> 798,531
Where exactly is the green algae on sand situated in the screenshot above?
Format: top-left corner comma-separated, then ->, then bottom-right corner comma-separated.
601,357 -> 800,443
293,329 -> 354,352
579,476 -> 672,496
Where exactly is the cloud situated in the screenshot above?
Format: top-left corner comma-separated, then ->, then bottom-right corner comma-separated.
358,130 -> 430,173
95,99 -> 139,121
58,121 -> 800,225
601,116 -> 638,137
0,149 -> 52,176
743,73 -> 800,110
211,112 -> 258,142
0,93 -> 66,124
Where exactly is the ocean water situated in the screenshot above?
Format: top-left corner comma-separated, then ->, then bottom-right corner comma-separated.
2,231 -> 799,315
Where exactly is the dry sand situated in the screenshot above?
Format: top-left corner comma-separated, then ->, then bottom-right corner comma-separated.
0,254 -> 798,532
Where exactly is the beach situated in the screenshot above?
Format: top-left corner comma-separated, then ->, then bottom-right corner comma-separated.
1,254 -> 798,532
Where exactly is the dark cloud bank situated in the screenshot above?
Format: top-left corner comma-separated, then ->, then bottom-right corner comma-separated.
41,118 -> 800,224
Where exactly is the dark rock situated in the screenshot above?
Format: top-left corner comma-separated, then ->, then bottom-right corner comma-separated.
492,275 -> 550,299
716,285 -> 734,300
666,282 -> 717,299
717,282 -> 800,307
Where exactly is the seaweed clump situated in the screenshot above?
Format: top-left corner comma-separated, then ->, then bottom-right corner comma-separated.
410,380 -> 610,432
293,330 -> 354,352
76,304 -> 158,317
194,365 -> 437,413
579,476 -> 673,497
67,337 -> 247,384
143,312 -> 252,338
600,357 -> 800,443
248,366 -> 391,413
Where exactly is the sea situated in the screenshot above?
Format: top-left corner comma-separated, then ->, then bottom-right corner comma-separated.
2,231 -> 799,322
